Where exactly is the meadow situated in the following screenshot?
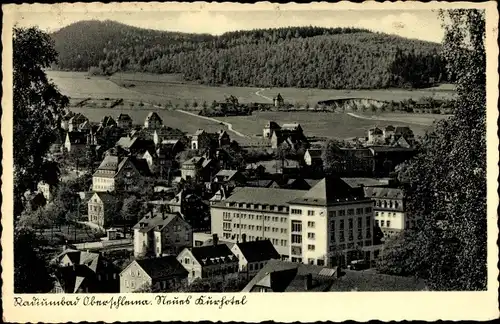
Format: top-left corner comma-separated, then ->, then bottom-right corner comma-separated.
51,71 -> 452,141
219,111 -> 442,140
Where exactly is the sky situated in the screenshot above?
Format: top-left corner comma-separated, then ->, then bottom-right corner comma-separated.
9,3 -> 445,43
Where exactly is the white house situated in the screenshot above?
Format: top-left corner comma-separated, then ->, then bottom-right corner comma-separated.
230,239 -> 281,275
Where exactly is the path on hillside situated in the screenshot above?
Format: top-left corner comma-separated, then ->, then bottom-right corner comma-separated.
347,112 -> 435,126
177,110 -> 248,138
255,88 -> 274,102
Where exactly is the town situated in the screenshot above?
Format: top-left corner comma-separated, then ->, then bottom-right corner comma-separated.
23,104 -> 429,293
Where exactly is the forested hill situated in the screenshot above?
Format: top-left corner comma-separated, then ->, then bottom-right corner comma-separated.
51,20 -> 448,89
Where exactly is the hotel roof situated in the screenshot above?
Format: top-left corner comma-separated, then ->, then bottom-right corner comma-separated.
215,187 -> 305,207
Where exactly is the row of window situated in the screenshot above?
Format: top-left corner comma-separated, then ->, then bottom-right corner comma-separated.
225,202 -> 288,212
221,233 -> 289,246
227,223 -> 289,233
330,227 -> 372,243
332,217 -> 372,231
375,211 -> 399,218
222,211 -> 288,223
375,200 -> 401,209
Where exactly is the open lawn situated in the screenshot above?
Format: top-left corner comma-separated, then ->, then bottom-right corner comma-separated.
48,71 -> 457,108
219,111 -> 439,140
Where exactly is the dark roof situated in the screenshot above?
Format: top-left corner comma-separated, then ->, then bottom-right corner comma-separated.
363,187 -> 404,199
306,149 -> 322,158
242,260 -> 338,292
368,146 -> 415,153
93,192 -> 116,204
217,187 -> 305,207
190,244 -> 237,266
133,212 -> 179,233
289,177 -> 367,206
146,112 -> 162,122
246,179 -> 276,188
394,126 -> 414,136
130,157 -> 153,177
385,125 -> 395,131
329,270 -> 427,291
341,177 -> 391,188
117,113 -> 132,122
67,132 -> 87,145
136,256 -> 188,280
369,127 -> 383,135
101,116 -> 117,127
235,240 -> 280,263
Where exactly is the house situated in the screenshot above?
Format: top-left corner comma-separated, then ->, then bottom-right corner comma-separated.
216,130 -> 231,147
87,192 -> 117,228
392,126 -> 415,146
367,127 -> 384,145
100,116 -> 117,128
153,127 -> 186,147
231,239 -> 281,275
383,125 -> 395,140
68,113 -> 89,132
37,181 -> 54,202
144,112 -> 163,129
209,186 -> 241,205
64,132 -> 88,154
363,187 -> 418,238
366,146 -> 417,177
117,113 -> 133,130
166,190 -> 209,231
246,179 -> 280,188
270,123 -> 308,150
177,242 -> 239,284
210,187 -> 307,256
213,170 -> 246,186
92,155 -> 152,192
133,210 -> 192,258
273,93 -> 284,107
120,256 -> 188,293
61,111 -> 76,130
78,120 -> 91,133
283,178 -> 314,190
341,177 -> 393,189
263,121 -> 281,138
51,249 -> 120,293
180,156 -> 217,181
241,259 -> 338,292
304,149 -> 323,167
190,129 -> 212,151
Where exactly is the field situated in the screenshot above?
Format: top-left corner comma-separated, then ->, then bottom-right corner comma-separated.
48,71 -> 457,106
50,71 -> 453,141
219,111 -> 445,139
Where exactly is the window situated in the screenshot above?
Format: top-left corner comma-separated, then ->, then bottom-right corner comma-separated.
357,228 -> 363,240
339,231 -> 345,242
329,211 -> 337,217
131,281 -> 135,288
308,244 -> 315,251
356,208 -> 363,215
348,219 -> 353,229
365,207 -> 372,213
307,221 -> 315,228
339,220 -> 345,229
223,222 -> 231,231
317,259 -> 325,266
184,258 -> 190,264
386,221 -> 391,228
357,217 -> 362,228
137,270 -> 141,277
291,234 -> 302,244
366,217 -> 371,227
308,258 -> 315,265
291,246 -> 302,255
339,210 -> 346,216
347,209 -> 354,216
366,227 -> 371,238
307,232 -> 315,239
291,208 -> 302,215
381,220 -> 385,227
307,210 -> 315,216
348,230 -> 354,241
125,280 -> 129,288
291,220 -> 302,233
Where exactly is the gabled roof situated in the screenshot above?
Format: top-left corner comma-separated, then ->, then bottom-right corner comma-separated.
66,132 -> 87,145
101,116 -> 117,127
130,157 -> 153,177
133,212 -> 181,233
134,256 -> 188,280
281,123 -> 301,131
369,127 -> 383,135
235,240 -> 280,263
91,192 -> 116,205
116,136 -> 138,150
363,187 -> 404,199
189,244 -> 237,266
242,259 -> 338,292
289,177 -> 366,206
146,112 -> 162,122
193,129 -> 205,136
306,149 -> 322,158
385,125 -> 395,131
246,179 -> 276,188
341,177 -> 391,188
215,169 -> 239,180
394,126 -> 414,136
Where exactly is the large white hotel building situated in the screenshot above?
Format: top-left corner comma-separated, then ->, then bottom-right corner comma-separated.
210,177 -> 375,266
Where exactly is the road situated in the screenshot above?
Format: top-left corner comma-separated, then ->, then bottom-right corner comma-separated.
255,88 -> 274,102
176,109 -> 248,138
347,112 -> 433,126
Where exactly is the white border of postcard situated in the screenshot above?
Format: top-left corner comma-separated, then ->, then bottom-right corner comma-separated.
2,1 -> 499,322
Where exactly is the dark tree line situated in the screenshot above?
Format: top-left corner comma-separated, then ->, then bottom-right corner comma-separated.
51,20 -> 448,89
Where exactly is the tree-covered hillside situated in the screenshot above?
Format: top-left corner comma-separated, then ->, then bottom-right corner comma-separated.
51,20 -> 448,89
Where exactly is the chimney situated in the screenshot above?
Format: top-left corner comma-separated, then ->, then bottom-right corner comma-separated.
212,234 -> 219,246
150,209 -> 154,218
304,274 -> 312,291
162,209 -> 166,220
242,234 -> 247,243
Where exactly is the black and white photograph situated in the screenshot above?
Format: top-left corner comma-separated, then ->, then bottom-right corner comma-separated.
2,2 -> 498,322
